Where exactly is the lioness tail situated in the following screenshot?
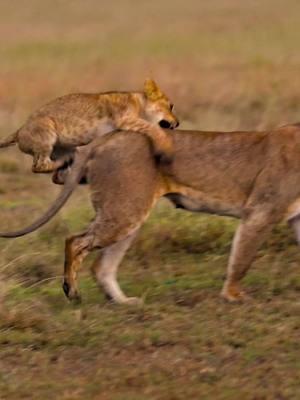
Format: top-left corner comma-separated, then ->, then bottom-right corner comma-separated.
0,131 -> 119,238
0,150 -> 90,238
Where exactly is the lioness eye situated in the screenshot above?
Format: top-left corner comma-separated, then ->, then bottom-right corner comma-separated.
170,103 -> 174,110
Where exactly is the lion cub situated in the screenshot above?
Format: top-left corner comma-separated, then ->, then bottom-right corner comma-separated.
0,79 -> 179,173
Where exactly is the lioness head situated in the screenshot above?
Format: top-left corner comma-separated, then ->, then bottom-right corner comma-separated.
143,78 -> 180,129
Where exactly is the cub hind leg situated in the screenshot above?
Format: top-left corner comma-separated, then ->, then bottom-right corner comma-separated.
18,119 -> 68,173
51,148 -> 88,185
32,152 -> 70,173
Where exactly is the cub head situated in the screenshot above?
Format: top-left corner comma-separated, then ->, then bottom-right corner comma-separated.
143,78 -> 180,129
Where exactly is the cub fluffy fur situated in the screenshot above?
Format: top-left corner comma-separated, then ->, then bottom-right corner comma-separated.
0,79 -> 179,173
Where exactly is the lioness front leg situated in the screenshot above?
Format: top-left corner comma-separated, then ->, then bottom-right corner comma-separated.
221,210 -> 278,302
91,231 -> 142,305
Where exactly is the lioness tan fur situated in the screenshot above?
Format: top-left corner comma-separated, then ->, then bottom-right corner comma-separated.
0,79 -> 179,173
2,125 -> 300,304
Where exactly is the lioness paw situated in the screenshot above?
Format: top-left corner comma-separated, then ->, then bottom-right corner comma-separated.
221,284 -> 249,303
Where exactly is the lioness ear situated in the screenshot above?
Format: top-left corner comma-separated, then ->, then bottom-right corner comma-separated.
143,78 -> 163,100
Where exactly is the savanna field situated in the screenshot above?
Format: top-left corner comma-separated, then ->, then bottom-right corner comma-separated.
0,1 -> 300,399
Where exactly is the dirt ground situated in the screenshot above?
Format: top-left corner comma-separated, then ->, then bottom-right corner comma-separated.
0,1 -> 300,399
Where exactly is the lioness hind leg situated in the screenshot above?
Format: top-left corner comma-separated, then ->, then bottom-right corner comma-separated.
221,210 -> 278,302
290,217 -> 300,245
63,231 -> 94,303
63,220 -> 142,303
91,231 -> 141,305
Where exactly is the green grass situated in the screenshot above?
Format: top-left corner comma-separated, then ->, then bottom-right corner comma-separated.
1,203 -> 300,399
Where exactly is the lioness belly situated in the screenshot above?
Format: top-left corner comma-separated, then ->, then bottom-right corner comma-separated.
165,184 -> 244,218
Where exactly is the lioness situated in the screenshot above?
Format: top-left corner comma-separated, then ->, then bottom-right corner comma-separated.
0,79 -> 179,173
1,125 -> 300,304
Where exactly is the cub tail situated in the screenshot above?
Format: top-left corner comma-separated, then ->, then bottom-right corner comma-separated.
0,131 -> 18,148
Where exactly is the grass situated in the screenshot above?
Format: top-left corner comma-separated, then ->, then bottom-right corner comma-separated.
1,203 -> 300,399
0,0 -> 300,399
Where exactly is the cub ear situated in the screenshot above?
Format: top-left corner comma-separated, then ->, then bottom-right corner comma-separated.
143,78 -> 163,100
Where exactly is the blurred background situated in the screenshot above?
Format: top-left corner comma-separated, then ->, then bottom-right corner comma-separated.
0,1 -> 300,399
